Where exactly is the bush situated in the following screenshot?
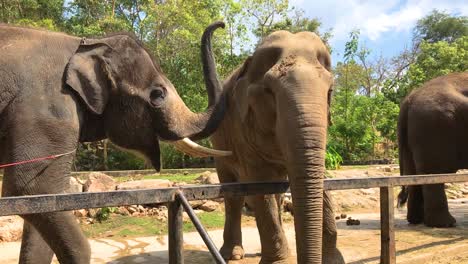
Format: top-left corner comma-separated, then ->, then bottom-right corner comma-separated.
325,146 -> 343,170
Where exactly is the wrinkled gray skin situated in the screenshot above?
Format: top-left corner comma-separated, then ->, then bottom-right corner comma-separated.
211,31 -> 344,264
398,72 -> 468,228
0,22 -> 225,264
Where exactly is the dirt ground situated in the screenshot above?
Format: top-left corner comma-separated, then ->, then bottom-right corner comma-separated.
1,166 -> 468,263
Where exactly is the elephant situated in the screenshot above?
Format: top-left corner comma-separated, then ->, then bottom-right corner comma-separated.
397,71 -> 468,227
210,31 -> 344,264
0,22 -> 230,263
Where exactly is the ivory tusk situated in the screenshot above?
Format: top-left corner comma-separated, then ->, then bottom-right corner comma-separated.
171,138 -> 232,158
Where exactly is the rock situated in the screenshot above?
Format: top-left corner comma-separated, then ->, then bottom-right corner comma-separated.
196,171 -> 220,184
83,172 -> 116,192
74,209 -> 88,218
172,181 -> 187,187
118,207 -> 130,216
88,208 -> 105,218
199,200 -> 219,212
283,199 -> 294,213
189,200 -> 205,209
360,189 -> 376,195
382,166 -> 392,172
0,216 -> 23,242
128,206 -> 138,214
117,179 -> 172,190
340,213 -> 347,219
137,205 -> 146,213
68,177 -> 83,193
335,216 -> 340,220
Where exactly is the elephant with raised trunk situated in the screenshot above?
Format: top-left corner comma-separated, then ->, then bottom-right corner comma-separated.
0,22 -> 229,263
211,31 -> 344,264
398,72 -> 468,227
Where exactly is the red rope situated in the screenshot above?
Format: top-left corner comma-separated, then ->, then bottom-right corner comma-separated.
0,150 -> 76,169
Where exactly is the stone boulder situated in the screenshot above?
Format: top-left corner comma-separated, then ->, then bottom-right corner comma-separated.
199,200 -> 219,212
116,179 -> 172,190
0,216 -> 23,242
83,172 -> 116,192
196,171 -> 220,184
68,177 -> 83,193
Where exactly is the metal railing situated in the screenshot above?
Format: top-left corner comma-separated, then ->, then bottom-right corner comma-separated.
1,173 -> 468,264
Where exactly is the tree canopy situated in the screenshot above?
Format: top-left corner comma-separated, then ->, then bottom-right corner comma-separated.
1,2 -> 467,168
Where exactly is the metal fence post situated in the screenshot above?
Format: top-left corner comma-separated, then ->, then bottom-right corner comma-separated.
380,186 -> 396,264
168,198 -> 184,264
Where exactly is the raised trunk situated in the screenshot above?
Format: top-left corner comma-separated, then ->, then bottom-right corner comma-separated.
168,21 -> 227,141
273,62 -> 329,264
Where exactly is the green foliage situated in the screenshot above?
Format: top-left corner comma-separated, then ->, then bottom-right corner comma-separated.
95,207 -> 117,222
414,10 -> 468,44
325,146 -> 343,170
9,1 -> 466,167
406,36 -> 468,92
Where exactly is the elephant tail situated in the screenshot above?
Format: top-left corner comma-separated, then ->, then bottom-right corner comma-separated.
397,97 -> 415,208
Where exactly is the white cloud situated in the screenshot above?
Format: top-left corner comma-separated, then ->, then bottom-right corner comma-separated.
292,0 -> 468,43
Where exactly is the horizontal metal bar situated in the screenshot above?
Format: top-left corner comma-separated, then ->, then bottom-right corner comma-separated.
0,182 -> 289,216
177,191 -> 226,264
324,173 -> 468,190
1,173 -> 468,216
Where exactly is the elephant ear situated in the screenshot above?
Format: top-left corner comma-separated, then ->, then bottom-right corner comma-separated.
65,41 -> 114,115
233,57 -> 252,123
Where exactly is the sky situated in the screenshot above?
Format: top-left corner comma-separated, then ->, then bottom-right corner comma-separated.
289,0 -> 468,64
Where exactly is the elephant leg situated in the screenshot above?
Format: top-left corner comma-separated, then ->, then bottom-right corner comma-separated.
220,195 -> 245,260
250,194 -> 289,264
422,184 -> 456,227
407,185 -> 424,224
322,192 -> 345,264
19,222 -> 54,264
22,212 -> 91,264
3,122 -> 90,264
215,162 -> 244,260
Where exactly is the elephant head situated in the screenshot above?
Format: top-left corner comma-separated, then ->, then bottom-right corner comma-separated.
231,31 -> 333,263
65,22 -> 230,170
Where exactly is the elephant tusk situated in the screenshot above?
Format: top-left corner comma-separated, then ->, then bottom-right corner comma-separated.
171,138 -> 232,158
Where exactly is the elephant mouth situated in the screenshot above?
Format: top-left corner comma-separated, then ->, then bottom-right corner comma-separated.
170,138 -> 232,157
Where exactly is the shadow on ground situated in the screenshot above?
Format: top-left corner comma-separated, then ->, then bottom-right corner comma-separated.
110,250 -> 262,264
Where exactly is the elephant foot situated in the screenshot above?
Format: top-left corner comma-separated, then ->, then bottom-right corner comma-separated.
220,244 -> 244,260
407,213 -> 423,225
424,212 -> 456,228
323,249 -> 346,264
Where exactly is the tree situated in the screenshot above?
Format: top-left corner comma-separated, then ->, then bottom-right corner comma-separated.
414,10 -> 468,45
400,36 -> 467,96
0,0 -> 65,30
242,0 -> 289,40
256,9 -> 333,50
383,10 -> 468,103
329,30 -> 400,162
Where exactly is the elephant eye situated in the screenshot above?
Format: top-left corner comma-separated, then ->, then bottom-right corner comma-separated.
149,86 -> 166,108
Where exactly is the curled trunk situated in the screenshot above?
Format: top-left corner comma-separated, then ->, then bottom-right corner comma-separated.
167,21 -> 227,141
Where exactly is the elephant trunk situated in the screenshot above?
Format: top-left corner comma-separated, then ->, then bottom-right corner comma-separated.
271,60 -> 330,263
166,22 -> 227,141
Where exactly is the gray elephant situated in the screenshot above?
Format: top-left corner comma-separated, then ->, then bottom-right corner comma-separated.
211,31 -> 344,264
398,72 -> 468,227
0,22 -> 229,263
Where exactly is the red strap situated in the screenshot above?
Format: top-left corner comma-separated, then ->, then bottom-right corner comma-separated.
0,150 -> 76,169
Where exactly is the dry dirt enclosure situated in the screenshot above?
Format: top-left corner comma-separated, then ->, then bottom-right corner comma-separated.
1,166 -> 468,263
